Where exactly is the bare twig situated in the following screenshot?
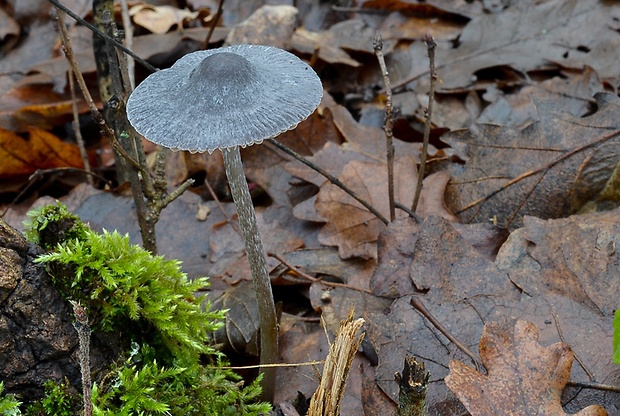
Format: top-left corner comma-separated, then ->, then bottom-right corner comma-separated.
119,0 -> 135,89
1,168 -> 112,218
54,3 -> 193,253
204,177 -> 231,222
567,380 -> 620,393
409,296 -> 483,371
53,5 -> 138,170
546,300 -> 595,381
100,11 -> 155,250
268,252 -> 372,294
395,355 -> 430,416
266,138 -> 389,225
202,0 -> 225,49
374,32 -> 395,222
394,202 -> 422,223
67,67 -> 93,185
412,34 -> 436,213
47,0 -> 157,73
210,360 -> 324,371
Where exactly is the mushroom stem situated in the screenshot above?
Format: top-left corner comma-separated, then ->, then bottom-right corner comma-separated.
222,146 -> 278,403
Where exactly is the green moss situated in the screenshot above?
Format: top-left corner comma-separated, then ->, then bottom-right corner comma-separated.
22,203 -> 271,415
25,381 -> 77,416
0,382 -> 21,415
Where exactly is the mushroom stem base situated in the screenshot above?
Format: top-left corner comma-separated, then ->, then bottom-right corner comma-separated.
222,146 -> 278,403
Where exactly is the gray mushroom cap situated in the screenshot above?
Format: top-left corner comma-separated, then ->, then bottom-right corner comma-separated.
126,44 -> 323,154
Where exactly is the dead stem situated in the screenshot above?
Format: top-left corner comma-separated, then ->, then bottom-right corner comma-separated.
374,31 -> 396,222
412,34 -> 437,213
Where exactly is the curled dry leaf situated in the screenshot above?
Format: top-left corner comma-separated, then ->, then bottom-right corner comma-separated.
445,320 -> 608,416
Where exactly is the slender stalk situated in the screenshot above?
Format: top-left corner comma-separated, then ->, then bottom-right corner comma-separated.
412,34 -> 437,213
202,0 -> 225,49
70,300 -> 92,416
222,147 -> 277,403
67,67 -> 93,185
374,32 -> 395,222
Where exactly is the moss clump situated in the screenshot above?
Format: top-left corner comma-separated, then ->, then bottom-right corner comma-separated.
25,380 -> 77,416
0,382 -> 21,415
22,202 -> 270,415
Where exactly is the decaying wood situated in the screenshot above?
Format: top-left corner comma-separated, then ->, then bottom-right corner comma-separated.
308,309 -> 365,416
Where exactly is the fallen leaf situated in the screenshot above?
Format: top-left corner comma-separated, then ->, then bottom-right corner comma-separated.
444,92 -> 620,229
366,207 -> 619,414
291,20 -> 396,67
409,216 -> 517,303
225,5 -> 297,48
315,157 -> 417,259
362,0 -> 482,20
496,209 -> 620,316
0,6 -> 19,42
370,217 -> 421,298
477,68 -> 602,128
211,281 -> 260,356
0,127 -> 88,177
130,4 -> 199,35
243,109 -> 342,207
430,0 -> 620,90
445,320 -> 608,416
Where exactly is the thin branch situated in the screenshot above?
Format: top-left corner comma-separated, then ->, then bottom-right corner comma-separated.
47,0 -> 157,73
374,31 -> 395,222
546,300 -> 595,381
67,66 -> 93,186
204,176 -> 234,222
394,202 -> 422,223
268,252 -> 372,294
119,0 -> 135,89
409,296 -> 483,371
566,380 -> 620,393
412,34 -> 436,212
266,138 -> 389,225
202,0 -> 225,49
53,5 -> 141,172
69,300 -> 92,416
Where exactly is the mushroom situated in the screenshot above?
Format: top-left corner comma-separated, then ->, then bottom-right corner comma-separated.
126,44 -> 323,402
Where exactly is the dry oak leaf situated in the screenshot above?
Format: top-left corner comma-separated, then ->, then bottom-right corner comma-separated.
432,0 -> 620,90
445,320 -> 608,416
0,127 -> 87,178
315,157 -> 417,260
444,92 -> 620,229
